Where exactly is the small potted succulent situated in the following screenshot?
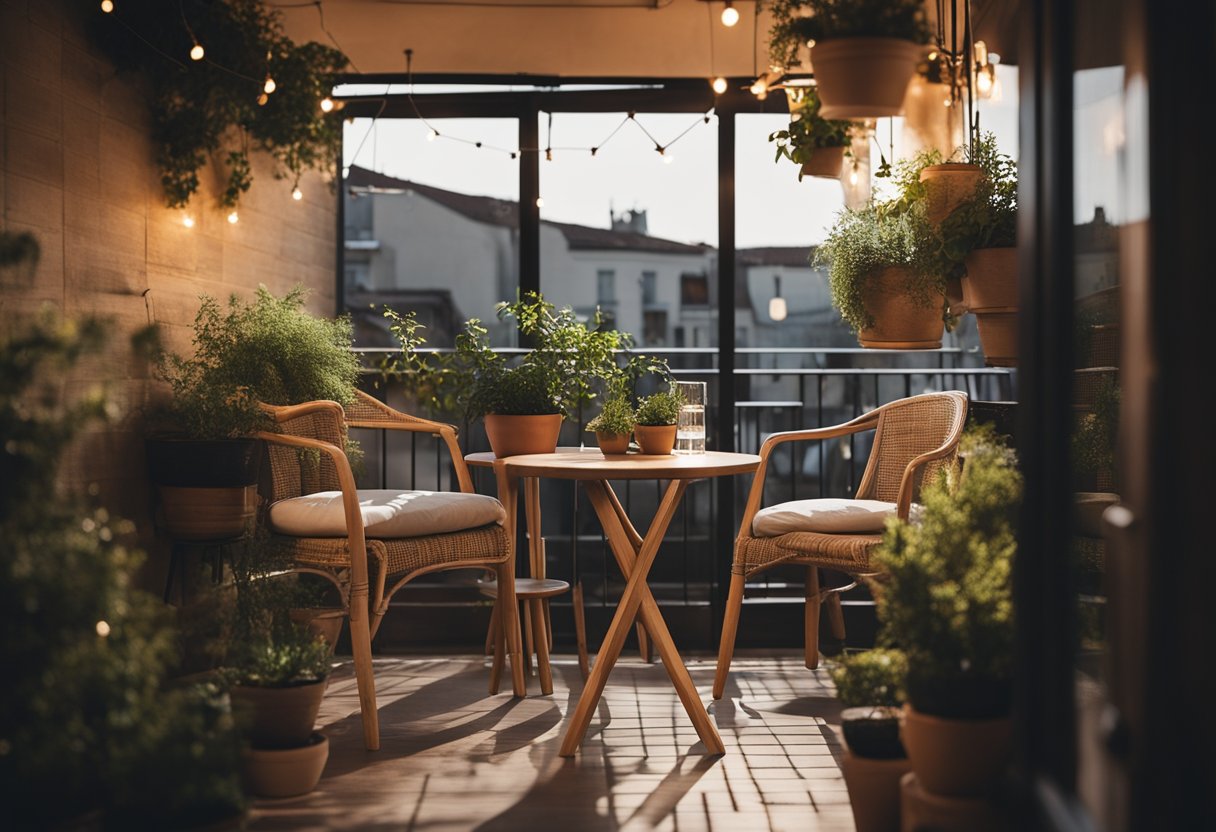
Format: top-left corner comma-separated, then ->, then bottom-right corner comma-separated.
586,380 -> 636,455
768,0 -> 930,119
633,387 -> 684,455
770,86 -> 854,180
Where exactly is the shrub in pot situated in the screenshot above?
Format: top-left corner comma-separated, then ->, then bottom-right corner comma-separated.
875,426 -> 1021,799
586,383 -> 636,455
769,86 -> 854,180
769,0 -> 930,119
633,387 -> 683,455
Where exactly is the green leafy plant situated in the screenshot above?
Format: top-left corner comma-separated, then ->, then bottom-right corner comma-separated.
586,388 -> 637,436
157,285 -> 361,439
769,87 -> 853,179
875,426 -> 1021,719
635,387 -> 684,426
830,648 -> 908,708
233,631 -> 331,688
91,0 -> 347,209
768,0 -> 930,68
937,132 -> 1018,260
814,201 -> 945,332
1072,377 -> 1119,490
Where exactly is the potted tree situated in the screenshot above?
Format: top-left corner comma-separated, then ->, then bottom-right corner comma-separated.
831,648 -> 911,832
815,202 -> 947,348
769,0 -> 930,119
150,286 -> 361,539
633,387 -> 683,455
586,380 -> 636,455
770,86 -> 854,180
875,427 -> 1020,805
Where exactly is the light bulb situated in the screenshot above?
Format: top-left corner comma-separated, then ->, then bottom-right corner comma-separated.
721,3 -> 739,27
849,166 -> 859,186
320,97 -> 334,113
256,92 -> 268,106
263,76 -> 276,94
976,67 -> 994,97
805,38 -> 816,49
291,186 -> 302,201
750,80 -> 768,100
227,210 -> 239,224
341,165 -> 350,178
427,129 -> 438,141
711,76 -> 728,95
535,197 -> 544,208
663,153 -> 674,165
768,295 -> 788,322
182,214 -> 195,228
190,43 -> 204,61
100,0 -> 113,12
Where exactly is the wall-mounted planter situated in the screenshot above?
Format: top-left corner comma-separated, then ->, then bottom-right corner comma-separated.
812,38 -> 924,120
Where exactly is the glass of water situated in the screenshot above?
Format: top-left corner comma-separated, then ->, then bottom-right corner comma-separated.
674,381 -> 707,454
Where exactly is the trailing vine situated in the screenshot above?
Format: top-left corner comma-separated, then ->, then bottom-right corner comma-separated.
91,0 -> 348,210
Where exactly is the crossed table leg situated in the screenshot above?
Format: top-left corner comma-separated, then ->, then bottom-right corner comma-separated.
558,478 -> 724,757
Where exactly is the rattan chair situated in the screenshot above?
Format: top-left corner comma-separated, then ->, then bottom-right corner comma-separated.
713,391 -> 968,699
257,391 -> 525,750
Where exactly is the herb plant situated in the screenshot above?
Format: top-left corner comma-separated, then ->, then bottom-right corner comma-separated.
586,390 -> 636,436
936,132 -> 1019,261
830,648 -> 908,708
635,387 -> 684,426
769,87 -> 853,179
769,0 -> 931,68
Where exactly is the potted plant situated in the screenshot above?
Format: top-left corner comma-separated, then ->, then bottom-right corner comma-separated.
770,86 -> 854,180
831,648 -> 911,832
815,202 -> 947,348
150,286 -> 361,540
875,427 -> 1020,801
586,382 -> 636,455
769,0 -> 930,119
633,387 -> 683,455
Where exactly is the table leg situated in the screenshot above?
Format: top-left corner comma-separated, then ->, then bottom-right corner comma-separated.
493,462 -> 527,698
602,485 -> 654,662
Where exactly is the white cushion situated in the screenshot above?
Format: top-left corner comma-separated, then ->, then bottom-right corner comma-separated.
752,498 -> 900,537
268,489 -> 506,538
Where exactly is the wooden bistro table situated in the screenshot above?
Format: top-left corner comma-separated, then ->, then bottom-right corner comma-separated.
494,448 -> 760,757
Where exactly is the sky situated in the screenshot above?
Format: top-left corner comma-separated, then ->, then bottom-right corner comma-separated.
341,67 -> 1021,250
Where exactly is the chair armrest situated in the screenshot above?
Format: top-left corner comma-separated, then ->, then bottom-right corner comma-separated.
344,392 -> 474,493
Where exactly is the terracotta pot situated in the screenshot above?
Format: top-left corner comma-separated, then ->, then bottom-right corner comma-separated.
857,267 -> 945,349
595,431 -> 631,455
963,247 -> 1019,366
289,608 -> 346,656
158,485 -> 258,541
899,772 -> 1011,832
811,38 -> 924,120
919,163 -> 986,225
945,276 -> 967,317
901,704 -> 1013,798
799,145 -> 846,179
242,732 -> 329,798
841,750 -> 911,832
231,679 -> 327,749
633,424 -> 677,455
483,413 -> 563,458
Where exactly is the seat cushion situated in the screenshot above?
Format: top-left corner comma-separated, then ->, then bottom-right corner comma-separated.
752,498 -> 900,537
268,489 -> 506,539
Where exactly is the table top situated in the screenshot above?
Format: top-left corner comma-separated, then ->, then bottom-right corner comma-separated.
466,446 -> 760,481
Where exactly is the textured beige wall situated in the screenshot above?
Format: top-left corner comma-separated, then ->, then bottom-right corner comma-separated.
1,0 -> 339,581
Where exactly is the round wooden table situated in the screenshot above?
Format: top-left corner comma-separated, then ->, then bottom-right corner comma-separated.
492,449 -> 760,757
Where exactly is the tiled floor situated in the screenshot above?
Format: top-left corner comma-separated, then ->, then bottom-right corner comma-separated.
249,653 -> 853,831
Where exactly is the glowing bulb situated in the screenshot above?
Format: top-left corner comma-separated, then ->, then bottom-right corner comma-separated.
768,296 -> 788,322
263,76 -> 276,94
320,96 -> 334,113
663,153 -> 674,165
849,166 -> 859,186
535,197 -> 544,208
292,186 -> 302,201
257,92 -> 268,106
227,210 -> 239,224
100,0 -> 113,12
805,38 -> 816,49
427,129 -> 438,141
182,214 -> 195,228
190,43 -> 204,61
711,77 -> 728,95
721,3 -> 739,27
96,620 -> 111,637
341,165 -> 350,178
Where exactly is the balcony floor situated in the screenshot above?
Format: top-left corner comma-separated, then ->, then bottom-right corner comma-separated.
248,653 -> 853,831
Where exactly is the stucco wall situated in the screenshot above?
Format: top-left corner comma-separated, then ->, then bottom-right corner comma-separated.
0,0 -> 338,580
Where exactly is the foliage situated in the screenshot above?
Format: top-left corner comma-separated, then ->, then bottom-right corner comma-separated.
814,201 -> 945,332
769,87 -> 853,179
876,146 -> 945,215
635,386 -> 684,426
586,388 -> 637,436
875,426 -> 1021,718
768,0 -> 930,68
158,285 -> 360,440
830,649 -> 908,708
1072,377 -> 1120,490
936,132 -> 1019,262
232,632 -> 331,688
1,294 -> 243,824
91,0 -> 347,209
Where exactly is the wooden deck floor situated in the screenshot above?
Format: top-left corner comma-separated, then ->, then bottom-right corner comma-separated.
248,653 -> 853,831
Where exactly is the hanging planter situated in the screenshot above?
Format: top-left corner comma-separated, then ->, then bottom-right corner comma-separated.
770,86 -> 853,181
856,267 -> 945,349
800,145 -> 847,178
963,246 -> 1019,366
920,163 -> 987,225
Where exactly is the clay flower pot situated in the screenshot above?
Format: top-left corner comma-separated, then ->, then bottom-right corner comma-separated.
288,608 -> 346,656
901,704 -> 1013,797
919,163 -> 986,225
899,772 -> 1012,831
841,750 -> 912,832
231,679 -> 327,749
800,145 -> 846,179
633,424 -> 677,455
147,438 -> 262,541
963,246 -> 1019,367
596,431 -> 631,455
242,732 -> 329,798
483,413 -> 563,458
857,267 -> 945,349
811,38 -> 924,120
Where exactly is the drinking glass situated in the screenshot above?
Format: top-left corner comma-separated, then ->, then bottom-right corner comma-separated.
674,381 -> 707,454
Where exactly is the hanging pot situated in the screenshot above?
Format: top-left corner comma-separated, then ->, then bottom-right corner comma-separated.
595,431 -> 631,455
920,163 -> 986,225
857,267 -> 945,349
963,246 -> 1019,366
483,413 -> 563,458
901,704 -> 1013,798
811,38 -> 924,120
800,145 -> 847,179
633,424 -> 677,455
242,732 -> 329,798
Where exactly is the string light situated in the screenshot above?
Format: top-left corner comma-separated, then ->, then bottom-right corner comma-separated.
750,79 -> 768,100
427,129 -> 438,141
663,153 -> 675,165
96,621 -> 111,637
263,75 -> 276,94
720,1 -> 739,27
257,92 -> 268,106
292,185 -> 303,201
182,214 -> 195,228
320,96 -> 335,113
535,197 -> 544,208
227,210 -> 239,224
100,0 -> 113,12
711,77 -> 728,95
190,42 -> 204,61
848,162 -> 860,186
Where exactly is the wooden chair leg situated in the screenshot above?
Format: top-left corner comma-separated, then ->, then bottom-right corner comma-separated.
496,560 -> 527,697
348,598 -> 380,751
543,599 -> 554,652
572,580 -> 590,680
713,572 -> 746,700
488,596 -> 504,695
825,588 -> 847,641
805,566 -> 822,670
522,599 -> 534,676
529,598 -> 554,695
